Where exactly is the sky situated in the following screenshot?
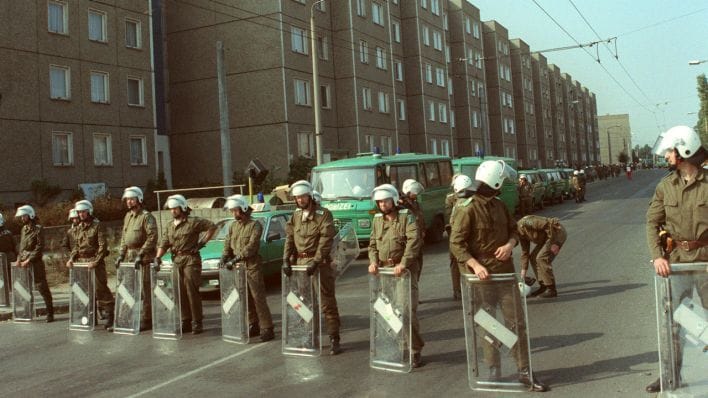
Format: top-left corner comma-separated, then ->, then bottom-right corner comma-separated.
470,0 -> 708,147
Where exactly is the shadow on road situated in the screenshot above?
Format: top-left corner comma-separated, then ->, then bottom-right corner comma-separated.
536,350 -> 658,387
528,282 -> 646,304
530,332 -> 603,354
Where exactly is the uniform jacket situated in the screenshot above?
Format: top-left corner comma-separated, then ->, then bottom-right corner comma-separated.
223,217 -> 263,267
646,168 -> 708,262
0,227 -> 17,262
518,181 -> 533,199
19,223 -> 44,265
449,194 -> 519,274
517,215 -> 567,247
400,197 -> 426,235
159,217 -> 215,267
71,219 -> 108,264
60,224 -> 77,254
119,209 -> 158,260
368,208 -> 421,269
284,205 -> 335,265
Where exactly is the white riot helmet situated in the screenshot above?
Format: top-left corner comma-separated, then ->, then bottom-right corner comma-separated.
224,194 -> 249,212
290,180 -> 313,197
573,170 -> 579,175
74,200 -> 94,215
519,174 -> 528,180
165,194 -> 188,211
652,125 -> 703,158
453,174 -> 476,194
68,209 -> 78,220
372,184 -> 399,205
15,205 -> 36,220
401,179 -> 425,195
312,190 -> 322,204
122,186 -> 144,203
519,281 -> 532,297
475,160 -> 517,190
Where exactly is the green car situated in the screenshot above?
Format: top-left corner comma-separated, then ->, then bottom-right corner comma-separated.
537,169 -> 564,205
162,208 -> 292,292
557,168 -> 575,199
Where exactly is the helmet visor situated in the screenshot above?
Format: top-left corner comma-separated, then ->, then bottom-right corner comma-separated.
498,160 -> 518,183
652,132 -> 678,156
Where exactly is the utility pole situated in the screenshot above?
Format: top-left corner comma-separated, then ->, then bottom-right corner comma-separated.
216,41 -> 233,196
310,0 -> 325,165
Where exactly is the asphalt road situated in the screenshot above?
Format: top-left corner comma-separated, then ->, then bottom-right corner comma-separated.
0,170 -> 672,397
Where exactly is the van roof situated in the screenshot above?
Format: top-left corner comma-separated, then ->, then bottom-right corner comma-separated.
312,153 -> 451,170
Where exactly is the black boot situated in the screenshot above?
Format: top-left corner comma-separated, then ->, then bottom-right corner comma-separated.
248,323 -> 260,338
529,283 -> 547,297
540,285 -> 557,298
412,352 -> 424,368
329,335 -> 342,355
46,310 -> 55,323
519,368 -> 549,392
192,321 -> 203,335
182,320 -> 192,333
645,378 -> 661,393
105,310 -> 115,332
260,327 -> 274,342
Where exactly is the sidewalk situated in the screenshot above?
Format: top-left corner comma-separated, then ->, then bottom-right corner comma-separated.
0,274 -> 117,322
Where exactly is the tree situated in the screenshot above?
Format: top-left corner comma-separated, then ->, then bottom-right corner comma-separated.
696,74 -> 708,145
287,156 -> 316,184
618,151 -> 629,164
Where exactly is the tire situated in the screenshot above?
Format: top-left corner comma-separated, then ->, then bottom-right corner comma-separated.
426,215 -> 445,244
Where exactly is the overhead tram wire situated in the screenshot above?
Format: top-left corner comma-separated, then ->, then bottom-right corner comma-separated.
617,7 -> 708,38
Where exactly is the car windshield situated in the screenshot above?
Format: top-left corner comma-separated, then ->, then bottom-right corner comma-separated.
312,167 -> 376,200
213,217 -> 266,241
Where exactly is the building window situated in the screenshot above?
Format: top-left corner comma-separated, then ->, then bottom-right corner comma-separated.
125,18 -> 141,49
472,111 -> 479,128
362,87 -> 372,110
52,132 -> 73,166
291,26 -> 308,54
435,67 -> 445,87
433,30 -> 442,51
430,138 -> 438,154
90,71 -> 109,103
315,0 -> 325,11
394,60 -> 403,81
443,13 -> 448,30
93,133 -> 112,166
439,103 -> 447,123
421,0 -> 427,9
130,136 -> 147,165
48,1 -> 68,34
450,109 -> 455,127
372,2 -> 384,26
88,9 -> 107,42
297,132 -> 315,157
375,47 -> 387,70
357,0 -> 366,17
392,21 -> 401,43
317,36 -> 329,60
49,65 -> 70,100
448,77 -> 453,95
397,99 -> 406,120
427,101 -> 435,121
441,138 -> 450,156
359,40 -> 369,63
425,64 -> 433,83
422,25 -> 430,46
473,21 -> 480,38
294,79 -> 311,106
127,77 -> 144,106
466,48 -> 473,65
320,84 -> 331,109
465,17 -> 471,34
381,135 -> 393,155
431,0 -> 440,16
377,91 -> 390,113
445,45 -> 451,63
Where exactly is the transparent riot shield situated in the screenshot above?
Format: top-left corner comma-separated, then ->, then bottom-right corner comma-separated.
69,263 -> 96,331
220,263 -> 249,344
369,268 -> 412,373
330,223 -> 361,278
282,265 -> 321,357
462,273 -> 533,393
0,253 -> 9,307
654,262 -> 707,396
151,264 -> 182,340
113,263 -> 143,335
11,264 -> 34,322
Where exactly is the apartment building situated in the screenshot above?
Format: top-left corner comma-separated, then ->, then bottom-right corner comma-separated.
530,53 -> 554,167
547,64 -> 567,165
0,0 -> 157,205
509,38 -> 537,169
588,91 -> 599,164
598,114 -> 632,165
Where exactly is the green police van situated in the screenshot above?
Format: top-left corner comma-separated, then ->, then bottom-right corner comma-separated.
452,156 -> 519,215
311,153 -> 453,246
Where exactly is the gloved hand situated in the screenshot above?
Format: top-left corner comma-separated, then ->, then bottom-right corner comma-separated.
219,255 -> 231,268
114,255 -> 125,269
282,260 -> 292,277
134,255 -> 142,270
152,257 -> 162,272
306,262 -> 319,276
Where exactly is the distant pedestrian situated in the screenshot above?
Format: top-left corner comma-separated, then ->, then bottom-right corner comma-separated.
626,164 -> 633,180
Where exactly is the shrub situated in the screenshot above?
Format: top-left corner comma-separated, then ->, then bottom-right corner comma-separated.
30,179 -> 62,206
287,156 -> 316,184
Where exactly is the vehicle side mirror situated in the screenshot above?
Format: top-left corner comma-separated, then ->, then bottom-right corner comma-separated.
266,231 -> 281,242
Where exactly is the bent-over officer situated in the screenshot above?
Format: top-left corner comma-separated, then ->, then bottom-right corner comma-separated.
644,125 -> 708,393
282,180 -> 342,354
518,215 -> 567,298
116,186 -> 158,332
155,194 -> 217,335
449,160 -> 548,392
221,195 -> 274,342
400,179 -> 426,282
67,200 -> 114,329
369,184 -> 425,367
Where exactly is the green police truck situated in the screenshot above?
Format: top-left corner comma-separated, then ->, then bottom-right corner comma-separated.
311,153 -> 453,247
452,156 -> 519,215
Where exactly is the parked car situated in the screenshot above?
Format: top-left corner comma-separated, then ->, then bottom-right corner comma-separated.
538,169 -> 564,205
557,168 -> 576,199
162,207 -> 293,292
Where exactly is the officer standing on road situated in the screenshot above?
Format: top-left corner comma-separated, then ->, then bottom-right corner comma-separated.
517,174 -> 533,217
400,179 -> 426,282
444,175 -> 461,300
221,195 -> 274,342
155,194 -> 217,335
115,186 -> 158,332
644,125 -> 707,393
518,215 -> 567,298
60,209 -> 79,254
15,205 -> 54,322
282,180 -> 342,355
368,184 -> 425,368
449,160 -> 548,392
0,213 -> 17,264
67,200 -> 114,329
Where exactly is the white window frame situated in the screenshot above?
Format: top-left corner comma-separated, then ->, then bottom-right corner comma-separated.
48,1 -> 68,34
52,131 -> 73,166
49,65 -> 71,100
421,0 -> 427,10
315,0 -> 325,11
443,13 -> 448,30
431,0 -> 440,16
362,87 -> 372,110
372,2 -> 384,26
397,99 -> 406,120
439,103 -> 448,123
291,26 -> 308,55
427,101 -> 435,121
466,48 -> 473,66
445,45 -> 451,63
317,35 -> 329,60
392,21 -> 401,43
129,135 -> 148,166
93,133 -> 113,166
88,9 -> 107,42
377,91 -> 390,113
320,84 -> 331,109
90,71 -> 110,104
472,111 -> 479,128
435,67 -> 445,87
359,40 -> 369,63
357,0 -> 367,17
441,138 -> 450,156
450,109 -> 455,127
125,18 -> 141,49
375,47 -> 387,70
447,77 -> 453,95
430,138 -> 438,154
297,132 -> 315,157
433,30 -> 442,51
394,60 -> 403,81
127,76 -> 144,106
422,25 -> 430,46
294,78 -> 311,106
425,63 -> 433,83
473,21 -> 480,39
465,17 -> 471,34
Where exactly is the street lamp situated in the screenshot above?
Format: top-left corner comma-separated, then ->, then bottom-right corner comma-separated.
688,59 -> 707,65
310,0 -> 326,165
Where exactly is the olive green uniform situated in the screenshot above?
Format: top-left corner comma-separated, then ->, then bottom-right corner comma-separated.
60,224 -> 77,255
71,219 -> 114,313
159,217 -> 215,324
0,227 -> 17,262
18,223 -> 53,312
400,197 -> 426,281
445,193 -> 461,298
518,181 -> 533,216
119,209 -> 158,326
284,206 -> 340,337
518,215 -> 567,287
369,208 -> 424,353
223,217 -> 273,330
449,194 -> 529,371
